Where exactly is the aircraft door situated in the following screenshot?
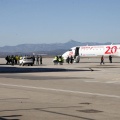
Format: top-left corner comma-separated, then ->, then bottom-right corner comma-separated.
74,47 -> 80,63
75,47 -> 79,57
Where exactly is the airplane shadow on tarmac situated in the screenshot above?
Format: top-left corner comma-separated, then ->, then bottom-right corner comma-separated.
0,66 -> 96,73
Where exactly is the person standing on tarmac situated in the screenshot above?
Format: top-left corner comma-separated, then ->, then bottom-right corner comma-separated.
66,56 -> 70,64
32,55 -> 35,65
109,55 -> 112,63
36,55 -> 39,65
40,56 -> 42,64
70,56 -> 73,64
11,55 -> 14,65
53,56 -> 58,65
58,56 -> 63,65
100,55 -> 104,65
5,56 -> 9,64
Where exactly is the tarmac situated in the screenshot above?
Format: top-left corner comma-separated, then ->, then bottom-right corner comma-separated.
0,57 -> 120,120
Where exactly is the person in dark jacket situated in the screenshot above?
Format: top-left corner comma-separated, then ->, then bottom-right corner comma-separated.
66,56 -> 70,64
11,55 -> 15,65
70,56 -> 73,64
109,55 -> 112,63
100,55 -> 104,65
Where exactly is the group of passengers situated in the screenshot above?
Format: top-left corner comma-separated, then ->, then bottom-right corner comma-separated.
66,56 -> 74,64
35,55 -> 42,65
28,55 -> 42,65
100,55 -> 113,65
5,55 -> 42,65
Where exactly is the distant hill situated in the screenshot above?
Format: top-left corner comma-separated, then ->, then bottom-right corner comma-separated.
0,40 -> 117,57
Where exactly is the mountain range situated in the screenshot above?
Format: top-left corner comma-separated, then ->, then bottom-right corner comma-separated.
0,40 -> 117,57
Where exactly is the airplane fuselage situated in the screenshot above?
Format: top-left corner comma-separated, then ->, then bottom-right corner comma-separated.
62,44 -> 120,62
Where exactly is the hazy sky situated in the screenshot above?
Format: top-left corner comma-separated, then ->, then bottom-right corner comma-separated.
0,0 -> 120,46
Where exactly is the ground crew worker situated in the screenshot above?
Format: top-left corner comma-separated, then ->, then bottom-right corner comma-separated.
53,56 -> 58,65
15,55 -> 18,64
58,56 -> 63,65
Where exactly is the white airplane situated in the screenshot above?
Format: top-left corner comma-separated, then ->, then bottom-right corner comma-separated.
62,44 -> 120,63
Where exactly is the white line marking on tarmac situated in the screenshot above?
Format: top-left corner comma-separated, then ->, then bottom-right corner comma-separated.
84,80 -> 120,84
84,80 -> 100,83
106,81 -> 120,84
0,83 -> 120,99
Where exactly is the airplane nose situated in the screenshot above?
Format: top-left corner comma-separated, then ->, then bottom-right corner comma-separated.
62,52 -> 68,58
